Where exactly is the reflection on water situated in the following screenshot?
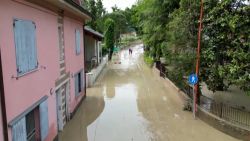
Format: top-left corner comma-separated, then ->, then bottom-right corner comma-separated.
58,89 -> 105,141
87,83 -> 153,141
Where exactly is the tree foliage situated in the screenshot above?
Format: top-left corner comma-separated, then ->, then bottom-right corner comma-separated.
133,0 -> 250,95
83,0 -> 131,42
133,0 -> 198,88
104,12 -> 128,44
88,0 -> 97,29
201,0 -> 250,94
104,18 -> 115,60
83,0 -> 105,31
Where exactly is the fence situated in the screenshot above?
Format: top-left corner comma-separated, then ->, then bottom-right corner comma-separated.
86,54 -> 108,87
155,62 -> 250,129
199,95 -> 250,129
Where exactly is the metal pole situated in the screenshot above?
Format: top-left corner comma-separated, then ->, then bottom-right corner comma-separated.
193,85 -> 196,119
194,0 -> 204,113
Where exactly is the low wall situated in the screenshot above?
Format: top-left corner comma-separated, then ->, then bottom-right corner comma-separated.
152,66 -> 250,141
86,55 -> 108,87
197,107 -> 250,141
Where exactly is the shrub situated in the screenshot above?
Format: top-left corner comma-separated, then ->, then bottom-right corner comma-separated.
144,54 -> 154,67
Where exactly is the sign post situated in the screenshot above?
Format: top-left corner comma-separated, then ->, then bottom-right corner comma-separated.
188,74 -> 198,119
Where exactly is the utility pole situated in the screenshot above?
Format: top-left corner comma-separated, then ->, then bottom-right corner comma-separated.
194,0 -> 204,114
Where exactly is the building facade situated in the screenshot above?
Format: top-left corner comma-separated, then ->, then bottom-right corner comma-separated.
0,0 -> 90,140
84,26 -> 107,87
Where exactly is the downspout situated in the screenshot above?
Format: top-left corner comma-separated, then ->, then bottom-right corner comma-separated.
0,50 -> 9,141
83,25 -> 87,96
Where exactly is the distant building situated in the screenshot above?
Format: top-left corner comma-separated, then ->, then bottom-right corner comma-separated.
0,0 -> 91,140
120,31 -> 137,39
120,27 -> 137,40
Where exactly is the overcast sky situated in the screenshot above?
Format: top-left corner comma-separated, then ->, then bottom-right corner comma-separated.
102,0 -> 137,12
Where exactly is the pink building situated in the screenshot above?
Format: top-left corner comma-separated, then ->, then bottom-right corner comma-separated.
0,0 -> 91,140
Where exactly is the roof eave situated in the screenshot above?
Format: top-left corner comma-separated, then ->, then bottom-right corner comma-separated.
84,27 -> 104,40
62,0 -> 92,20
26,0 -> 92,21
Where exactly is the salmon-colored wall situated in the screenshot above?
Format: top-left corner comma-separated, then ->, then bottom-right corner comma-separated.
0,0 -> 59,140
64,17 -> 85,113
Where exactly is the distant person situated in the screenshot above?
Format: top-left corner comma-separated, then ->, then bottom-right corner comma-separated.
129,48 -> 133,55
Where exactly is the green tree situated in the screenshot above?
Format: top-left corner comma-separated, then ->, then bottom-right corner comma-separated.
135,0 -> 180,60
104,12 -> 128,45
132,0 -> 201,89
104,18 -> 115,60
88,0 -> 97,30
82,0 -> 89,9
111,5 -> 120,12
84,0 -> 106,32
163,0 -> 200,88
131,0 -> 250,96
95,0 -> 106,32
201,0 -> 250,94
96,0 -> 105,17
122,6 -> 139,34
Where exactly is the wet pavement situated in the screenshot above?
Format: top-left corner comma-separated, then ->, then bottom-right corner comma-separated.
59,44 -> 239,141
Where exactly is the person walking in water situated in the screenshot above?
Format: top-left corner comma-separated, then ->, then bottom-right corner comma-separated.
129,48 -> 133,55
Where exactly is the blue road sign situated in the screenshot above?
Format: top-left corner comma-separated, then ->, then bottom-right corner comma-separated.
188,74 -> 198,85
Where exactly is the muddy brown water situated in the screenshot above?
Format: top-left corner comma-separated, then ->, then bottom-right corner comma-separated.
59,45 -> 239,141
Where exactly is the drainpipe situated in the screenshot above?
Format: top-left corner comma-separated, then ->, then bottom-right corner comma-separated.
0,50 -> 9,141
83,24 -> 87,96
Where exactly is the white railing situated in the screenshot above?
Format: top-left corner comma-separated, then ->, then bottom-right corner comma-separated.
86,54 -> 108,87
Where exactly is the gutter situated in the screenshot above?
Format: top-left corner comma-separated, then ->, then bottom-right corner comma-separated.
0,51 -> 8,141
64,0 -> 93,19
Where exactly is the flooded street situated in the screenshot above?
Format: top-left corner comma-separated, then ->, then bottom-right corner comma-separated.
59,44 -> 239,141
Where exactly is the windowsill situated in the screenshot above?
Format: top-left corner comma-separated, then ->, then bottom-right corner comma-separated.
16,68 -> 39,79
75,90 -> 84,98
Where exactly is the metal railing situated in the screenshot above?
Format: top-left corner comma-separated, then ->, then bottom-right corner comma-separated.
86,55 -> 108,87
199,95 -> 250,129
155,62 -> 250,129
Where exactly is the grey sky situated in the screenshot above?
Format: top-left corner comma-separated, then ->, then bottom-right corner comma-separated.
102,0 -> 137,12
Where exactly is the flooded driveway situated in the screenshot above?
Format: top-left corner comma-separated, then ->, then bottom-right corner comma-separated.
59,44 -> 239,141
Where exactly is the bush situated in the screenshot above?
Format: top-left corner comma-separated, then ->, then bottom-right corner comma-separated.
104,18 -> 115,60
144,54 -> 154,67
